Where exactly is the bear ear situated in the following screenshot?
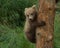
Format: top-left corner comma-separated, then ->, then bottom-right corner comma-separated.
32,5 -> 36,9
25,8 -> 28,11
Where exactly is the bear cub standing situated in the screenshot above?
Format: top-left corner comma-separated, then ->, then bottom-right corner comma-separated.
24,5 -> 45,43
24,5 -> 37,43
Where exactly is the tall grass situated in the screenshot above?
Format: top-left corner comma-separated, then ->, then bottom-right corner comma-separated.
0,25 -> 35,48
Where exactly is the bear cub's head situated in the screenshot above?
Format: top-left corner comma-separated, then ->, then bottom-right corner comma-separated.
24,5 -> 37,22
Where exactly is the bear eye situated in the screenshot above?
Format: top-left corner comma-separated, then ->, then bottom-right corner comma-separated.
27,15 -> 29,17
31,13 -> 34,15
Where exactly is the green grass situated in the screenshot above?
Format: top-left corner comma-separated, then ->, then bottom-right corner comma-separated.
54,12 -> 60,48
0,25 -> 35,48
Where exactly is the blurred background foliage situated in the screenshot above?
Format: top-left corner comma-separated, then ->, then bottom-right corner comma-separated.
0,0 -> 60,48
0,0 -> 38,28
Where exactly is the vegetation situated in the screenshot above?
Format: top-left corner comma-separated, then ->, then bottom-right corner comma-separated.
0,0 -> 60,48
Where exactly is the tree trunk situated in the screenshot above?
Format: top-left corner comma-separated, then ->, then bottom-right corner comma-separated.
36,0 -> 55,48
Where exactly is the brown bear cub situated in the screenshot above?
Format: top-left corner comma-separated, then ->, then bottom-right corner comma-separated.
24,5 -> 37,43
24,5 -> 45,43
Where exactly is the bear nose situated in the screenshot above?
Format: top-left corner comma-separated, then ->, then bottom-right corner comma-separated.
29,18 -> 32,21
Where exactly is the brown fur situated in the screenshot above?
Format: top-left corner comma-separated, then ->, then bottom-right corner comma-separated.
24,5 -> 46,43
24,5 -> 37,43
